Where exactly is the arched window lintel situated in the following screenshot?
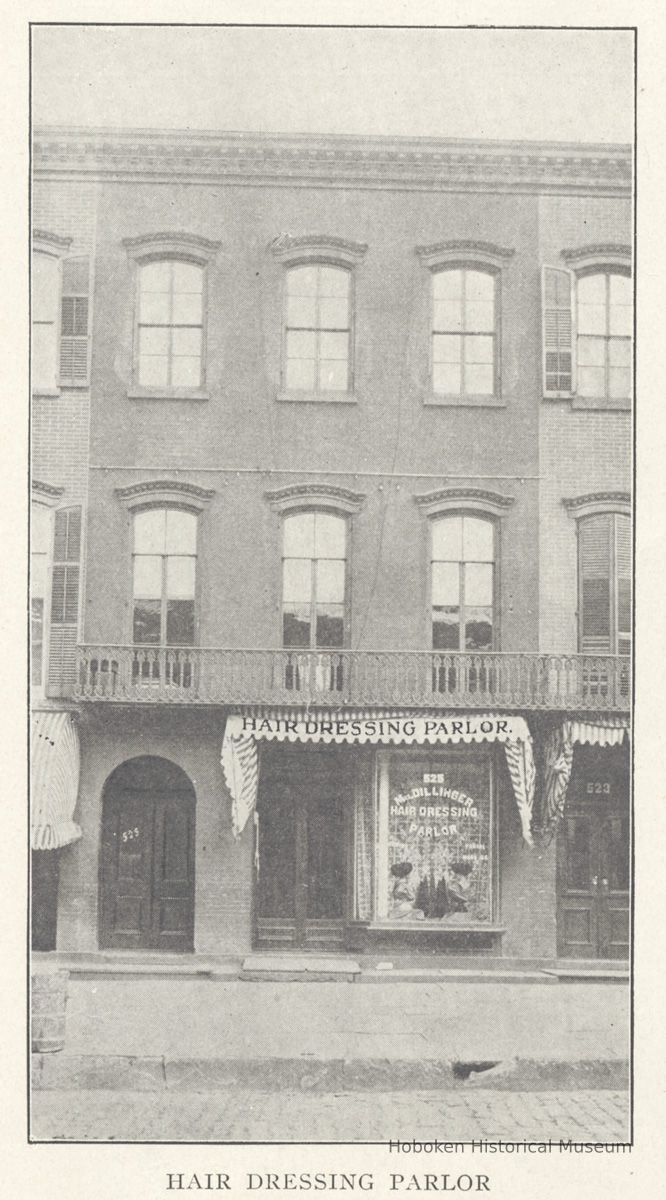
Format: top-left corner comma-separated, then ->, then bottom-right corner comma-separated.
416,240 -> 514,272
415,488 -> 514,520
561,244 -> 631,273
564,492 -> 631,520
122,232 -> 221,265
266,484 -> 366,516
33,230 -> 73,258
270,233 -> 368,268
115,479 -> 215,513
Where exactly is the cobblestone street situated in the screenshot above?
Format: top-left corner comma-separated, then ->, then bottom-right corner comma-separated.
31,1088 -> 629,1144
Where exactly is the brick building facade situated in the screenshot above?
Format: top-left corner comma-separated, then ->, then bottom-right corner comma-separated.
31,129 -> 632,965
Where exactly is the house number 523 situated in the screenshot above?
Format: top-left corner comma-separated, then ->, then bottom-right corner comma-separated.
121,827 -> 140,841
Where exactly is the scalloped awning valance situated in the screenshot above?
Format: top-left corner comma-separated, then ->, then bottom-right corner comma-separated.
31,711 -> 82,850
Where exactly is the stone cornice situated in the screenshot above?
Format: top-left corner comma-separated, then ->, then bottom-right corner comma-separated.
561,243 -> 632,272
270,233 -> 368,266
115,479 -> 215,511
33,128 -> 632,197
265,484 -> 366,514
415,487 -> 515,518
416,240 -> 515,269
122,231 -> 221,262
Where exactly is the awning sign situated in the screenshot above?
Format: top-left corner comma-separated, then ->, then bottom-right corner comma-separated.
221,711 -> 536,845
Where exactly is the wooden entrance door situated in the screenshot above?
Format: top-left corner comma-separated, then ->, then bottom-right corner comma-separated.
100,772 -> 195,952
256,750 -> 348,950
557,746 -> 630,959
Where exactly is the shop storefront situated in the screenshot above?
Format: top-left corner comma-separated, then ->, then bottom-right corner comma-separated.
221,710 -> 536,954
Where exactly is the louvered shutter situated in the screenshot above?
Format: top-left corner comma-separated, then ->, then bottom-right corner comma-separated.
615,515 -> 631,655
579,515 -> 611,653
59,257 -> 90,385
542,266 -> 574,397
48,507 -> 82,694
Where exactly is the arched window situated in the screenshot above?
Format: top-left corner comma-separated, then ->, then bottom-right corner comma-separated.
576,271 -> 632,401
132,508 -> 198,646
578,512 -> 631,655
431,268 -> 496,398
431,514 -> 496,651
281,512 -> 347,650
284,265 -> 351,393
137,260 -> 204,389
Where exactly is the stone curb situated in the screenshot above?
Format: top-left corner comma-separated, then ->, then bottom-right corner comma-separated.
32,1054 -> 629,1093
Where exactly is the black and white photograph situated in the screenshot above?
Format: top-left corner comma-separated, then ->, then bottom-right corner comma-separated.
27,20 -> 635,1152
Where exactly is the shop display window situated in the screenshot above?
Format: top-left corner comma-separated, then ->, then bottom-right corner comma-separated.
374,750 -> 493,924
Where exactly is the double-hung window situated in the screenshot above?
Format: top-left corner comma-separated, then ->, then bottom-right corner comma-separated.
431,515 -> 496,652
578,513 -> 631,656
282,512 -> 347,651
32,236 -> 91,392
132,508 -> 197,647
542,250 -> 632,407
432,269 -> 496,398
285,265 -> 351,393
137,261 -> 204,389
31,503 -> 52,688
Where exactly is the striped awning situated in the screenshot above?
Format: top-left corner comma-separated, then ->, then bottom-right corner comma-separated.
31,711 -> 82,850
222,710 -> 536,845
543,715 -> 630,831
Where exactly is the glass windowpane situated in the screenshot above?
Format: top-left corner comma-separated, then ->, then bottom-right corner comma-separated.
466,271 -> 494,301
138,355 -> 169,387
433,609 -> 460,650
139,292 -> 170,324
287,295 -> 317,326
172,291 -> 202,324
31,552 -> 48,597
172,327 -> 202,357
32,325 -> 58,389
285,358 -> 316,390
463,517 -> 494,561
133,555 -> 162,598
433,270 -> 462,299
133,600 -> 161,644
577,274 -> 606,304
577,303 -> 606,336
465,334 -> 494,363
433,362 -> 462,394
283,513 -> 315,557
140,327 -> 170,356
134,509 -> 166,553
166,599 -> 195,645
319,267 -> 349,297
165,509 -> 197,554
319,331 -> 348,360
433,300 -> 462,332
140,261 -> 171,292
433,333 -> 461,363
465,301 -> 494,332
287,266 -> 318,296
432,562 -> 459,606
166,556 -> 195,598
287,330 -> 316,359
316,607 -> 344,647
171,356 -> 201,387
319,299 -> 349,329
283,606 -> 311,648
172,262 -> 202,294
33,254 -> 59,321
319,359 -> 348,391
31,504 -> 51,554
464,609 -> 493,650
578,366 -> 605,397
464,363 -> 494,394
314,514 -> 346,558
283,558 -> 312,602
609,368 -> 630,399
609,338 -> 631,366
578,335 -> 606,366
316,559 -> 345,603
432,516 -> 463,561
465,562 -> 493,606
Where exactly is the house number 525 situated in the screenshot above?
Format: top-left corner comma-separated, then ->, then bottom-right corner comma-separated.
121,827 -> 140,841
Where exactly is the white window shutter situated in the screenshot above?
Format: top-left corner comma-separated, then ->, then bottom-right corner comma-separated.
59,257 -> 90,386
542,266 -> 575,397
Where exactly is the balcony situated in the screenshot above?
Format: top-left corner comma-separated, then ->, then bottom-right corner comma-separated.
74,646 -> 630,712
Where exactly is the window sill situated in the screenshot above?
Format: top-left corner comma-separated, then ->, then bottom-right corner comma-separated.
277,389 -> 357,405
32,388 -> 61,398
367,921 -> 505,934
424,393 -> 507,408
58,379 -> 90,390
543,394 -> 631,411
127,388 -> 210,402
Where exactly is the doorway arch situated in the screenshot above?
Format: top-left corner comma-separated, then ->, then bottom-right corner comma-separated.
99,756 -> 196,951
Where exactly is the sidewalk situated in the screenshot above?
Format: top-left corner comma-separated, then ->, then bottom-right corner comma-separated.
32,974 -> 630,1093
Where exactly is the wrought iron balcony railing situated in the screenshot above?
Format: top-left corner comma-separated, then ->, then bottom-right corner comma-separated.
73,645 -> 630,712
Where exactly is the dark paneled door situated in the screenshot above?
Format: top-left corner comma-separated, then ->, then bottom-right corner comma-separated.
557,747 -> 629,959
100,788 -> 195,951
256,750 -> 348,949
